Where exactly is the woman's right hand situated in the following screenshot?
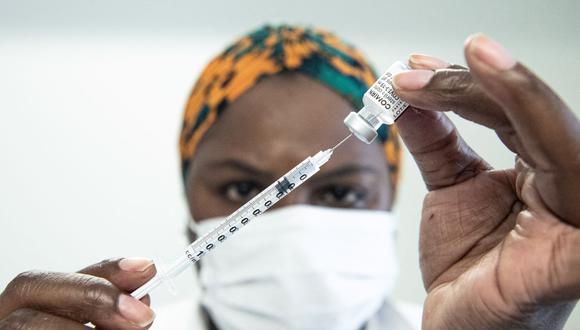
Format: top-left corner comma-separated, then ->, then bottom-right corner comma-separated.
394,34 -> 580,329
0,258 -> 156,329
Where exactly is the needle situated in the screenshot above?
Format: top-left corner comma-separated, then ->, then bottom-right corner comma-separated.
331,134 -> 352,151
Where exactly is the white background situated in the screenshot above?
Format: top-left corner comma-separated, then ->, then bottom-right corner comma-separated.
1,0 -> 579,328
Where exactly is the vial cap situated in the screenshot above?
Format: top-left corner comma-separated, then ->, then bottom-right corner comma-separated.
343,112 -> 378,144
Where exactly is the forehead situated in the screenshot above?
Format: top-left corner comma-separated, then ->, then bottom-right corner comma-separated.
191,73 -> 387,175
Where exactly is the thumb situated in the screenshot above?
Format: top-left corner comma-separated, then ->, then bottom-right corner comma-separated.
463,33 -> 580,170
464,34 -> 580,227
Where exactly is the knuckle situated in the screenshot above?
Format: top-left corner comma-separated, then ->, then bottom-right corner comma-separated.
7,271 -> 36,289
431,69 -> 473,93
76,275 -> 117,311
3,271 -> 44,301
96,257 -> 122,268
78,257 -> 122,277
428,69 -> 490,111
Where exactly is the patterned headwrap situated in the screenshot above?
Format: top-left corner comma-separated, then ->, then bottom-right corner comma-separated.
179,24 -> 402,191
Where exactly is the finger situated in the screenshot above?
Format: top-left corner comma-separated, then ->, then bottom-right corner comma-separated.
464,34 -> 580,225
79,258 -> 156,293
0,271 -> 155,329
402,54 -> 492,188
408,53 -> 468,71
463,33 -> 580,170
395,107 -> 491,190
408,53 -> 451,70
0,308 -> 90,329
395,53 -> 527,155
393,65 -> 513,137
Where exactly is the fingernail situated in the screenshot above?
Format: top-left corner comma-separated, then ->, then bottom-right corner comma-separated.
119,258 -> 154,272
393,70 -> 434,90
466,33 -> 516,71
408,53 -> 449,70
118,294 -> 155,327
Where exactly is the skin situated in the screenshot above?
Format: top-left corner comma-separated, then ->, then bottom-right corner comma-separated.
185,72 -> 393,330
393,34 -> 580,329
0,258 -> 157,329
0,72 -> 392,329
185,72 -> 392,224
1,33 -> 579,329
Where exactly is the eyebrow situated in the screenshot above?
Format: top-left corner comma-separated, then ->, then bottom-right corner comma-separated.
308,164 -> 380,184
207,159 -> 274,178
206,159 -> 379,183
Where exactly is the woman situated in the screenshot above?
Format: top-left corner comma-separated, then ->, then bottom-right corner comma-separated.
174,25 -> 412,329
2,25 -> 580,330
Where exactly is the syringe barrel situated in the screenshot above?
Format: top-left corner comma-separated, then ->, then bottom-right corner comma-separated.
184,156 -> 320,264
130,255 -> 190,300
131,155 -> 324,299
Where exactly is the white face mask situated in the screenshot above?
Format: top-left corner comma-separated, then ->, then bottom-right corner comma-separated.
190,204 -> 399,330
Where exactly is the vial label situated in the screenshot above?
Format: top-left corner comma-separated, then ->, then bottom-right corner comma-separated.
364,61 -> 410,122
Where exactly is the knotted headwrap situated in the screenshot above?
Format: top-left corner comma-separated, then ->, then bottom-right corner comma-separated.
180,24 -> 402,190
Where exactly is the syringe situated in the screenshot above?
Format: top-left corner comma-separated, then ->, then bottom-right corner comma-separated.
131,134 -> 352,299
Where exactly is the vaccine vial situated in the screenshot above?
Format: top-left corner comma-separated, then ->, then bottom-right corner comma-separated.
344,61 -> 410,144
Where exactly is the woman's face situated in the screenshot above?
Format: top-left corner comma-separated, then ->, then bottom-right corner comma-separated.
186,73 -> 392,222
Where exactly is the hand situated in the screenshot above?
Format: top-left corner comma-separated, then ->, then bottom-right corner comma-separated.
0,258 -> 156,329
393,34 -> 580,329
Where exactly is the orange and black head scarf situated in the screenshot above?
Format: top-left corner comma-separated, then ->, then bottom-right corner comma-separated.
180,24 -> 402,191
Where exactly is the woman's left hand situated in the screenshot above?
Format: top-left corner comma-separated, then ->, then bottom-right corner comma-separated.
393,34 -> 580,329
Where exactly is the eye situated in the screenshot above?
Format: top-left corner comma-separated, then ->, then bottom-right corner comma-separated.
317,185 -> 368,208
220,181 -> 262,203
